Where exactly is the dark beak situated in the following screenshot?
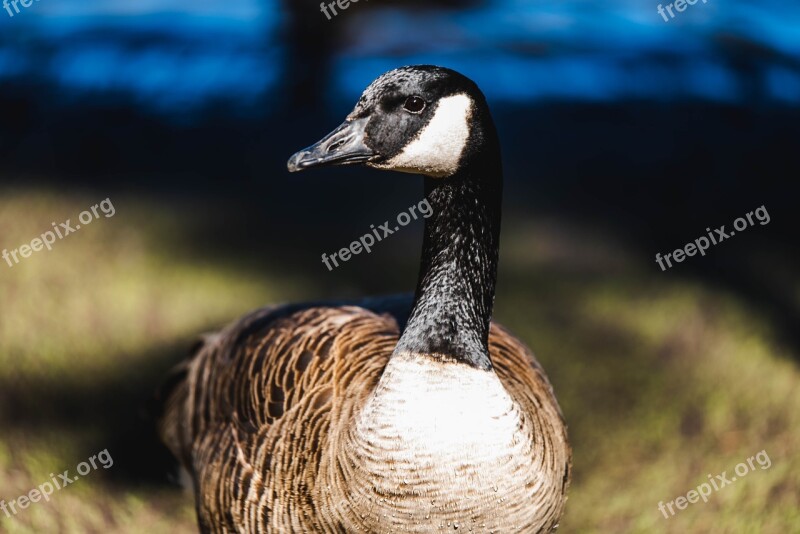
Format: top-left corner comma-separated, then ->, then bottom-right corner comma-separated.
287,118 -> 375,172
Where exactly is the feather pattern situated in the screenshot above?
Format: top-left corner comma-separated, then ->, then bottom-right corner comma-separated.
160,302 -> 570,533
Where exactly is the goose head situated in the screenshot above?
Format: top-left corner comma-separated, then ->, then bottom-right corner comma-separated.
287,65 -> 497,178
289,66 -> 503,369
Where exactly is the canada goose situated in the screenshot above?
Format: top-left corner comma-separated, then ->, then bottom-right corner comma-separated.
158,65 -> 571,533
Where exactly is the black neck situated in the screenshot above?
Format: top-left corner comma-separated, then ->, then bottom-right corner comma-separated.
395,144 -> 502,370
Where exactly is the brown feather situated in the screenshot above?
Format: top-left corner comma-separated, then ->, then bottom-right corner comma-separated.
159,304 -> 571,533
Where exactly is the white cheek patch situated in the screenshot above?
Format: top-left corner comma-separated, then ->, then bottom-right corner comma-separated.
379,93 -> 473,178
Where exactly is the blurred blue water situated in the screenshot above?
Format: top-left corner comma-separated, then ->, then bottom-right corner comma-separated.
1,0 -> 799,115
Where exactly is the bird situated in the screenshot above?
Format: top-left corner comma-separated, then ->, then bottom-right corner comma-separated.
157,65 -> 571,533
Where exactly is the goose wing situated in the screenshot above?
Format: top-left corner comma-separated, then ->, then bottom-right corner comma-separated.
158,302 -> 402,532
489,323 -> 573,528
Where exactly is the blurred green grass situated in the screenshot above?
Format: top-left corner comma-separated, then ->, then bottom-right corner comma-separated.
0,188 -> 797,533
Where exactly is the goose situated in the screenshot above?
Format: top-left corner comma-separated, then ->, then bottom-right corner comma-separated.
158,65 -> 571,533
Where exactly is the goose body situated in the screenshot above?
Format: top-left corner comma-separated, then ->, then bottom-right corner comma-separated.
159,66 -> 571,533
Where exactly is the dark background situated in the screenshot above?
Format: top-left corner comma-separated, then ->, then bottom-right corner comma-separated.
0,1 -> 798,532
1,0 -> 798,343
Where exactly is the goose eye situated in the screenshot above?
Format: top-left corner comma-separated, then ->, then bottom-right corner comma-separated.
403,96 -> 426,113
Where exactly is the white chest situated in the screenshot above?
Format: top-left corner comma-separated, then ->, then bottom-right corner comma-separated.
358,353 -> 521,456
336,353 -> 542,533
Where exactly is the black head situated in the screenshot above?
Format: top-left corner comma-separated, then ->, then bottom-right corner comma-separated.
287,65 -> 497,178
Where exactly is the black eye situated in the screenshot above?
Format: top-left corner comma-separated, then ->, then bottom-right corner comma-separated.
403,96 -> 426,113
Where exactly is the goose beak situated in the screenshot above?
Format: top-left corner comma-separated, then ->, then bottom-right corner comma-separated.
287,118 -> 375,172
